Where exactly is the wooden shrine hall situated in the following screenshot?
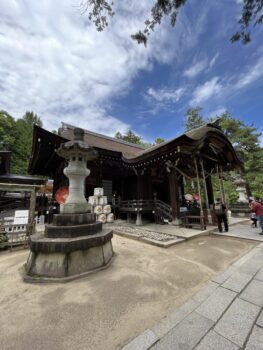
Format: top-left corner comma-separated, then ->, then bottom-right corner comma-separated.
28,121 -> 242,227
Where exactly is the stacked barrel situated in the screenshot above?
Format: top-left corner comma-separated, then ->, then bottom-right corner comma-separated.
88,188 -> 114,223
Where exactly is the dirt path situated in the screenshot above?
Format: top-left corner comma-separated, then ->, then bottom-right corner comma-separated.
0,235 -> 256,350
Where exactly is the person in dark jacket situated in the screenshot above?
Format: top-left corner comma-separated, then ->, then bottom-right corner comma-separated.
215,198 -> 228,233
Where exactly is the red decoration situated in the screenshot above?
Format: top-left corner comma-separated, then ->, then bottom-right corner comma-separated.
55,186 -> 69,204
193,193 -> 200,202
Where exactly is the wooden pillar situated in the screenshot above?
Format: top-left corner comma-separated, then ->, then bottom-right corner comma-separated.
216,164 -> 226,204
194,157 -> 204,217
206,175 -> 214,206
135,167 -> 145,200
220,166 -> 226,204
200,158 -> 212,224
137,174 -> 144,200
180,176 -> 185,205
168,168 -> 180,224
27,188 -> 36,237
134,168 -> 144,226
147,174 -> 153,200
120,178 -> 124,199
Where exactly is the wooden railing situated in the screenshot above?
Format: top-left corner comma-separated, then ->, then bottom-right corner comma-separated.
154,199 -> 173,222
119,199 -> 173,223
119,199 -> 206,229
181,215 -> 206,230
120,199 -> 155,212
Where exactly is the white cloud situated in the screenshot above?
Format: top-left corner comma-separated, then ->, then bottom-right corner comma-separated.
183,53 -> 219,80
208,106 -> 226,118
191,77 -> 223,104
146,87 -> 186,102
237,57 -> 263,88
209,53 -> 219,69
0,0 -> 180,135
184,60 -> 207,78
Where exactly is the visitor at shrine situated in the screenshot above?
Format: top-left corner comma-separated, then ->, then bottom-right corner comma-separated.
249,199 -> 258,228
249,198 -> 263,235
215,198 -> 228,233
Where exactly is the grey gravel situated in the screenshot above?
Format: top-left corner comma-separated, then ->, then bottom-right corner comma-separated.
110,225 -> 176,242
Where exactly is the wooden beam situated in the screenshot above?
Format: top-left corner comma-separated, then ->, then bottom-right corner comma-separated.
0,183 -> 41,192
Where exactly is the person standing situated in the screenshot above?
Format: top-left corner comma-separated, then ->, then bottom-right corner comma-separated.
215,198 -> 228,233
250,198 -> 263,235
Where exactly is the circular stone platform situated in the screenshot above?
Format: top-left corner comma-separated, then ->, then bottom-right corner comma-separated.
24,213 -> 114,283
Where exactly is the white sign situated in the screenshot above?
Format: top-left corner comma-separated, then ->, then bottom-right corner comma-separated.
13,210 -> 29,225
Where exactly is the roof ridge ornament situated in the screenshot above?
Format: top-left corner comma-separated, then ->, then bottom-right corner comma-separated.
206,118 -> 222,130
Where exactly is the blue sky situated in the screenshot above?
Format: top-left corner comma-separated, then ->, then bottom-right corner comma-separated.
0,0 -> 262,143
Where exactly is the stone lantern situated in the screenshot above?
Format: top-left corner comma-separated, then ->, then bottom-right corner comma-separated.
234,175 -> 247,203
24,128 -> 114,282
230,174 -> 250,218
57,128 -> 95,214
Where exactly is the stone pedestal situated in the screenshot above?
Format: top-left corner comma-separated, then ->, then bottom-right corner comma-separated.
230,203 -> 250,218
24,212 -> 113,283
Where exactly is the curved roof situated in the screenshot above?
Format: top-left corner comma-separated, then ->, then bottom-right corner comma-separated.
121,123 -> 242,170
29,122 -> 242,176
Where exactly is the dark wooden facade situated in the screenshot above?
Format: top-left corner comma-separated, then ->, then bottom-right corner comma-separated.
28,122 -> 242,224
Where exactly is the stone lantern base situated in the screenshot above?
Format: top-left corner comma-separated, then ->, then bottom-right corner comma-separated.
24,213 -> 113,283
230,202 -> 250,218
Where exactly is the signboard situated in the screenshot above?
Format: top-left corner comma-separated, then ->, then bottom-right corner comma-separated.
13,210 -> 29,225
55,186 -> 69,204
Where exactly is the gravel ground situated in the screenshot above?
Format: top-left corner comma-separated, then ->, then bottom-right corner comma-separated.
108,225 -> 176,241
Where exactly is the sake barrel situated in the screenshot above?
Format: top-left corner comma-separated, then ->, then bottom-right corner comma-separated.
103,205 -> 111,214
94,205 -> 103,214
94,188 -> 104,196
88,196 -> 99,205
107,213 -> 114,223
98,196 -> 107,205
97,214 -> 107,223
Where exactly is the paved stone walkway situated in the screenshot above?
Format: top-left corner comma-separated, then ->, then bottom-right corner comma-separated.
215,222 -> 263,242
122,242 -> 263,350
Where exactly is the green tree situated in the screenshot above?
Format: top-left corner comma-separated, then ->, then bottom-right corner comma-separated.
13,111 -> 42,174
115,130 -> 142,144
218,111 -> 263,196
154,137 -> 166,144
0,111 -> 17,153
81,0 -> 263,45
115,130 -> 158,148
184,107 -> 205,131
0,111 -> 43,174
